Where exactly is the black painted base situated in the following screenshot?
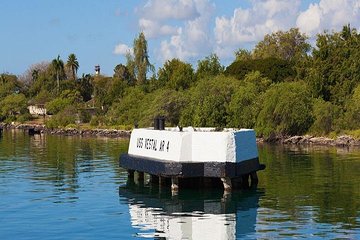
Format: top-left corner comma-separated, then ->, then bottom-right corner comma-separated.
119,154 -> 265,178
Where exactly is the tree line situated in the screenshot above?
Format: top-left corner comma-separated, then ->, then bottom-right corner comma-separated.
2,26 -> 360,139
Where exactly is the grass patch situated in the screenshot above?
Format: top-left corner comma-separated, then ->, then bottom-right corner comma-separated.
344,129 -> 360,139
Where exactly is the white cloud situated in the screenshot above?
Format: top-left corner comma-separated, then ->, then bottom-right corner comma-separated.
297,0 -> 360,36
214,0 -> 301,58
296,4 -> 321,35
140,0 -> 199,21
157,0 -> 215,62
130,0 -> 360,67
113,43 -> 132,55
139,18 -> 179,38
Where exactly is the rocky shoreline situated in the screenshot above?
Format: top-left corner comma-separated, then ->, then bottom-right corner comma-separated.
0,123 -> 131,138
259,135 -> 360,147
2,123 -> 360,146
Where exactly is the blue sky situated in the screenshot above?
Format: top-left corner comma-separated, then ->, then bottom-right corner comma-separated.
1,0 -> 360,77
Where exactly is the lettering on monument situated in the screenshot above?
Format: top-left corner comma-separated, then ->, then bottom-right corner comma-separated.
136,138 -> 170,152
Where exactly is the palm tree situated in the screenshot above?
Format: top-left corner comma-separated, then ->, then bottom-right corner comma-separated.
52,55 -> 64,93
66,53 -> 79,80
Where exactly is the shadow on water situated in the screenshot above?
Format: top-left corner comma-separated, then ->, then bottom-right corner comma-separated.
119,182 -> 264,239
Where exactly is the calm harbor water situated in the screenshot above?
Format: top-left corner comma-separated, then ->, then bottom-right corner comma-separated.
0,130 -> 359,239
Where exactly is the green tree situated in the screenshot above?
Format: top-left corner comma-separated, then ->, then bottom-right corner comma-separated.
139,89 -> 189,127
106,87 -> 146,126
0,93 -> 27,120
253,28 -> 310,61
20,61 -> 50,90
45,105 -> 77,128
132,32 -> 154,85
45,89 -> 82,115
157,59 -> 194,91
180,75 -> 240,127
343,84 -> 360,129
91,75 -> 127,110
66,53 -> 79,80
28,70 -> 56,98
225,57 -> 295,82
310,98 -> 340,135
113,64 -> 134,85
306,25 -> 360,104
92,75 -> 112,109
77,74 -> 93,102
32,89 -> 52,105
235,48 -> 252,61
51,55 -> 65,92
196,54 -> 224,80
227,71 -> 271,128
0,74 -> 23,99
103,77 -> 128,107
256,81 -> 313,137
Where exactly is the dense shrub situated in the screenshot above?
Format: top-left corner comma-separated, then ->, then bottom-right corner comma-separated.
256,81 -> 313,137
180,75 -> 240,127
309,98 -> 340,135
225,58 -> 295,83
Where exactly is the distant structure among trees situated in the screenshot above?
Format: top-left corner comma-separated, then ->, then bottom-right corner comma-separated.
95,65 -> 100,76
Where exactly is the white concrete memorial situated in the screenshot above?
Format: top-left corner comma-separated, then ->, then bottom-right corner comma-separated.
120,126 -> 265,191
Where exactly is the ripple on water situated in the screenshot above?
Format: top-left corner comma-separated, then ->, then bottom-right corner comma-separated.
1,133 -> 360,239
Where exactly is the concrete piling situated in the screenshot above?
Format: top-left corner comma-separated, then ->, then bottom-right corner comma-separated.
221,177 -> 232,192
171,177 -> 179,192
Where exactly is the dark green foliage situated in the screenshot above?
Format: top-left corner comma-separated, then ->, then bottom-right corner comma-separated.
104,77 -> 128,107
45,90 -> 82,115
0,74 -> 27,122
66,53 -> 79,80
51,55 -> 65,92
196,54 -> 224,80
114,64 -> 134,85
77,74 -> 93,102
46,98 -> 72,115
343,84 -> 360,129
92,75 -> 126,109
45,105 -> 77,128
180,75 -> 240,127
106,87 -> 146,126
225,57 -> 295,82
0,74 -> 23,98
0,93 -> 27,121
306,25 -> 360,104
227,71 -> 271,128
253,28 -> 311,61
31,90 -> 52,104
139,89 -> 189,127
256,81 -> 313,137
27,67 -> 56,97
157,59 -> 194,91
310,98 -> 340,135
234,49 -> 252,61
60,79 -> 77,92
131,32 -> 154,85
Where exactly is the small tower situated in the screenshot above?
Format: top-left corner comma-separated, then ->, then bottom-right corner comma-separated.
95,65 -> 100,75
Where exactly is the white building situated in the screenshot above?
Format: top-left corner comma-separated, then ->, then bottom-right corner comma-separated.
28,105 -> 47,115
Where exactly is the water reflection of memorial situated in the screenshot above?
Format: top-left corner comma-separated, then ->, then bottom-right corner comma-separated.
119,183 -> 263,239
